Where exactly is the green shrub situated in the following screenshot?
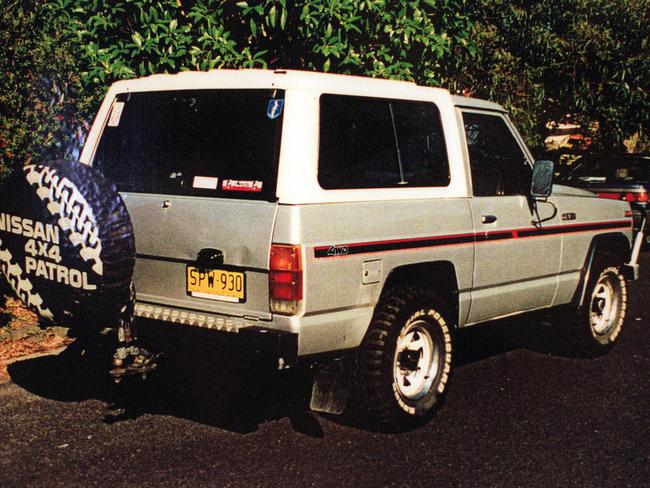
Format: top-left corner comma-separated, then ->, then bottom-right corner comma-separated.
0,2 -> 86,177
50,0 -> 475,101
1,0 -> 647,177
2,0 -> 476,175
463,0 -> 650,152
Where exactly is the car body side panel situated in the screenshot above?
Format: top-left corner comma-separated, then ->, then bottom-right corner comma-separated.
551,192 -> 632,305
272,199 -> 475,355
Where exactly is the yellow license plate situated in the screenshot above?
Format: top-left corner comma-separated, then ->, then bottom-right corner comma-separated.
186,266 -> 245,302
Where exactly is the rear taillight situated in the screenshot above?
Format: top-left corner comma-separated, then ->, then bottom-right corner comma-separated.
597,191 -> 648,203
626,191 -> 649,203
270,244 -> 302,315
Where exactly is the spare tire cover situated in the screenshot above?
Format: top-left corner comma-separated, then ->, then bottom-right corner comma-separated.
0,160 -> 135,330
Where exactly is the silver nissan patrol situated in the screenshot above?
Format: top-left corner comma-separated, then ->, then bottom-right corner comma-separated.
72,69 -> 641,428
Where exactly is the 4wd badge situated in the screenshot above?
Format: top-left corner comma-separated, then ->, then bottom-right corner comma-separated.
327,245 -> 349,256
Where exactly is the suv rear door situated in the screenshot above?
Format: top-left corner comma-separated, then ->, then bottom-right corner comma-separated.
91,89 -> 284,320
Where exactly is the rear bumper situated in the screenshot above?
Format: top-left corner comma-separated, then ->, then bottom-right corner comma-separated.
134,301 -> 258,332
134,302 -> 299,368
134,300 -> 373,362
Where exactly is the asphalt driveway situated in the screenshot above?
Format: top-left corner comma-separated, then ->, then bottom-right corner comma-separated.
1,259 -> 648,487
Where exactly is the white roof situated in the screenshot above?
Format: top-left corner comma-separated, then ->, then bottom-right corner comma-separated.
451,95 -> 505,112
107,69 -> 504,110
109,69 -> 418,95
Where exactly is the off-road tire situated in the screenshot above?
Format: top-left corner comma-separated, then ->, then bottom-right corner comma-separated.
354,286 -> 453,430
0,160 -> 135,331
572,256 -> 627,355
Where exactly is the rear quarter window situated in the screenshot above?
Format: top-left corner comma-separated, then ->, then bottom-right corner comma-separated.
318,94 -> 450,189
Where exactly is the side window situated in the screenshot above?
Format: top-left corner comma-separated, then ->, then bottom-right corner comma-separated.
462,111 -> 531,196
318,94 -> 450,189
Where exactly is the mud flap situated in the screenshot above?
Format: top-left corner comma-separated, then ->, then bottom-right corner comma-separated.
309,357 -> 349,415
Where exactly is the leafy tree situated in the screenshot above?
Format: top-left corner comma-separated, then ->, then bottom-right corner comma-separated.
0,1 -> 85,177
50,0 -> 475,107
232,0 -> 475,82
1,0 -> 648,175
0,0 -> 475,173
461,0 -> 650,153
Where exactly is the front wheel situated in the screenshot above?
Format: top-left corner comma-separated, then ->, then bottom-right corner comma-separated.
573,260 -> 627,355
354,286 -> 453,430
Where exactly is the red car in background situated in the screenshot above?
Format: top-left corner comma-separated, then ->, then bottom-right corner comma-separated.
561,153 -> 650,245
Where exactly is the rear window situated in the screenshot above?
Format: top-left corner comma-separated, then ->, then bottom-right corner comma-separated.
92,89 -> 284,199
566,157 -> 650,184
318,94 -> 450,189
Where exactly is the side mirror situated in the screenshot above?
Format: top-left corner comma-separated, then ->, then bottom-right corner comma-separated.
531,160 -> 554,199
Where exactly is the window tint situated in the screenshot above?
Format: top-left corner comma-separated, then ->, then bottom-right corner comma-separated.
463,111 -> 531,196
318,95 -> 449,189
93,89 -> 284,200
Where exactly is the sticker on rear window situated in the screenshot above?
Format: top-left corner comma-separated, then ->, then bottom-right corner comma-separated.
267,99 -> 284,120
108,102 -> 125,127
222,179 -> 263,192
192,176 -> 219,189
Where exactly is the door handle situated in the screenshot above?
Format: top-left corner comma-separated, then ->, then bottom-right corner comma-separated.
481,215 -> 497,224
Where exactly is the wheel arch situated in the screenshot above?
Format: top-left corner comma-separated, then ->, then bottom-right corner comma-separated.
381,261 -> 460,327
573,232 -> 631,308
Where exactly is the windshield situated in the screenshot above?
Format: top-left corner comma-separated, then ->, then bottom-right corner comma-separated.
92,89 -> 284,200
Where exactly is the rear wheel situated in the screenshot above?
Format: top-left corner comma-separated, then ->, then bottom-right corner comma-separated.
354,286 -> 453,430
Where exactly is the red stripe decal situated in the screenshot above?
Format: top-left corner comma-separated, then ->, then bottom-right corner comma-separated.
314,219 -> 631,258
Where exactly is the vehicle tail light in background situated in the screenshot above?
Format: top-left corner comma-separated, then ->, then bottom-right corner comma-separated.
270,244 -> 302,315
596,192 -> 620,200
625,191 -> 649,203
597,191 -> 649,203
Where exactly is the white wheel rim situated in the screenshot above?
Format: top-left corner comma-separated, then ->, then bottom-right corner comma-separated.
589,275 -> 619,335
393,320 -> 439,401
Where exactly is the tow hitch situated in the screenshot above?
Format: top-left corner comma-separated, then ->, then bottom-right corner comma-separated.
109,345 -> 159,382
109,295 -> 159,383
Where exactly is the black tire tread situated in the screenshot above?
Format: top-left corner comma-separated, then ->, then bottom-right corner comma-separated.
354,285 -> 451,430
